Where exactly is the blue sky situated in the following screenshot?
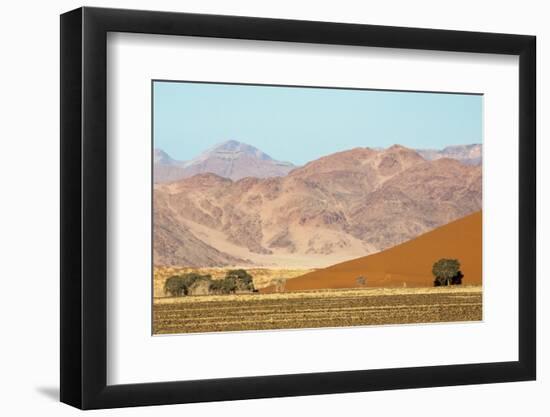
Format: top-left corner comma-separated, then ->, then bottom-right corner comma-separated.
153,81 -> 482,165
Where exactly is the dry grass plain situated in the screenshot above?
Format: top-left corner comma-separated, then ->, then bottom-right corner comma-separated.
153,285 -> 482,334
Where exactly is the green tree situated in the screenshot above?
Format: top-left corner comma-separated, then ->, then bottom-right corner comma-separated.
209,276 -> 237,294
164,275 -> 189,296
221,276 -> 238,293
432,259 -> 461,286
225,269 -> 255,291
164,273 -> 213,296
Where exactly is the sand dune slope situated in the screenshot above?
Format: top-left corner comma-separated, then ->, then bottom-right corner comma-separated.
278,211 -> 482,291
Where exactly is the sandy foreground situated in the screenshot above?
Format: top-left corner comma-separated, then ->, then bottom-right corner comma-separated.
153,285 -> 482,334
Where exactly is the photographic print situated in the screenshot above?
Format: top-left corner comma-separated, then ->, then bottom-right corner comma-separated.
152,80 -> 483,335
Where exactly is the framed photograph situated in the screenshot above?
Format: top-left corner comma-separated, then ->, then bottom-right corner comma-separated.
60,7 -> 536,409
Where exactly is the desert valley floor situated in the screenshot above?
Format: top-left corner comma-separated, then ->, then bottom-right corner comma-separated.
153,141 -> 483,334
153,286 -> 482,334
153,211 -> 482,334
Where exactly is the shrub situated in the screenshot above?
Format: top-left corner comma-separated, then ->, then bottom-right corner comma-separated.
273,278 -> 286,293
451,270 -> 464,285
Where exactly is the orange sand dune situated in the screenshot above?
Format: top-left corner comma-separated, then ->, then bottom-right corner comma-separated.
273,211 -> 482,291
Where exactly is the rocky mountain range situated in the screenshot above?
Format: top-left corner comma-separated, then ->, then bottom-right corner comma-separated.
154,144 -> 482,268
416,144 -> 482,165
155,142 -> 482,184
154,140 -> 295,183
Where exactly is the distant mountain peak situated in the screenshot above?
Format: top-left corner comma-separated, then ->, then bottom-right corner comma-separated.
154,140 -> 296,182
205,140 -> 274,162
386,144 -> 408,151
382,144 -> 424,159
154,148 -> 177,165
216,139 -> 248,149
417,144 -> 482,166
442,143 -> 480,151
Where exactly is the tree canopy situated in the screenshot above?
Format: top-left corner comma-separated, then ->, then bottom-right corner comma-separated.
226,269 -> 254,291
432,259 -> 461,286
164,269 -> 256,296
164,273 -> 213,296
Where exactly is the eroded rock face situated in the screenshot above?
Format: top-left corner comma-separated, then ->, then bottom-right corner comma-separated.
154,145 -> 482,267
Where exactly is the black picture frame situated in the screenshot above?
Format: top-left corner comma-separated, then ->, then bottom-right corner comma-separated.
60,6 -> 536,410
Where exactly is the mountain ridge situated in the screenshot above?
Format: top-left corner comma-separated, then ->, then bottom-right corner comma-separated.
154,141 -> 482,183
154,144 -> 482,268
416,143 -> 482,165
